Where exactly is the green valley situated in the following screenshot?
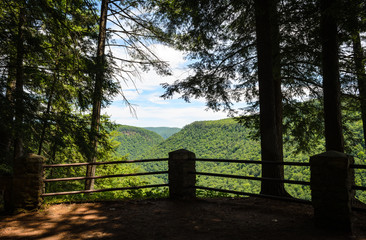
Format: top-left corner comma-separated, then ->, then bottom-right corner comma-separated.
113,118 -> 366,202
143,127 -> 181,139
112,125 -> 165,160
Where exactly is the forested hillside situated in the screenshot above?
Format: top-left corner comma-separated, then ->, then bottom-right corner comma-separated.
41,125 -> 165,203
143,127 -> 181,139
40,117 -> 366,203
143,119 -> 260,159
128,118 -> 366,202
113,125 -> 165,160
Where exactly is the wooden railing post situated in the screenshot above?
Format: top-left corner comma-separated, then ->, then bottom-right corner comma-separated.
168,149 -> 196,200
310,151 -> 354,233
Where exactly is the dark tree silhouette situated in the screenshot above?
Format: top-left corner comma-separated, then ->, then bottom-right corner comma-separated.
320,0 -> 344,152
254,0 -> 288,196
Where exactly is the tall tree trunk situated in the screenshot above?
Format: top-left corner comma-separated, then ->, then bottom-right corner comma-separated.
85,0 -> 109,190
13,6 -> 26,160
320,0 -> 344,152
0,61 -> 16,164
254,0 -> 288,196
352,31 -> 366,149
272,0 -> 284,178
38,62 -> 59,156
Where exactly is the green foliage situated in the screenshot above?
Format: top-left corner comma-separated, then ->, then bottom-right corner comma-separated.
143,119 -> 260,160
43,131 -> 168,203
0,0 -> 102,166
0,0 -> 173,203
148,0 -> 366,155
0,0 -> 172,173
129,118 -> 365,202
112,125 -> 165,160
0,164 -> 12,176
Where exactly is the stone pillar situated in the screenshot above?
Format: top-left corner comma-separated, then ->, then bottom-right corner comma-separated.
168,149 -> 196,200
1,176 -> 12,212
310,151 -> 354,233
11,153 -> 45,211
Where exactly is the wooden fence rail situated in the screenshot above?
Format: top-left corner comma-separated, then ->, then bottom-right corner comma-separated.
43,158 -> 169,168
194,158 -> 310,166
43,171 -> 168,183
192,171 -> 311,186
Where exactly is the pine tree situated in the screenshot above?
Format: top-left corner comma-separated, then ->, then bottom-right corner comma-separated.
85,0 -> 108,191
0,0 -> 100,166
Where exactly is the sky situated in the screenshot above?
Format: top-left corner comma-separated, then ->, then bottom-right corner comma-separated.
103,44 -> 230,128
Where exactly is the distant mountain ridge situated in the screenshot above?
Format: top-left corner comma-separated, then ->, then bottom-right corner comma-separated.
143,127 -> 181,139
112,125 -> 164,160
142,118 -> 261,159
114,119 -> 261,160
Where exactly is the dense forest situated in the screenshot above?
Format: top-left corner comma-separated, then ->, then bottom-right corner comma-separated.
112,125 -> 165,160
109,125 -> 181,159
36,116 -> 366,203
109,118 -> 365,202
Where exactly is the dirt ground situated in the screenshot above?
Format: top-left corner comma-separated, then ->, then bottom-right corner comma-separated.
0,197 -> 365,240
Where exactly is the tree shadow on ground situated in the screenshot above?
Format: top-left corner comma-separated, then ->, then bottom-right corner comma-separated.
0,197 -> 365,240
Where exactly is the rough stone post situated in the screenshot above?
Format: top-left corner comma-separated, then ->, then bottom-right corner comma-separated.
11,153 -> 45,211
310,151 -> 354,233
168,149 -> 196,200
0,176 -> 12,212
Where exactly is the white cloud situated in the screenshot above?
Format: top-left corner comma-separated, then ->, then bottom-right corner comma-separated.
146,93 -> 169,105
105,40 -> 238,128
104,16 -> 233,128
103,102 -> 229,128
151,44 -> 186,68
112,89 -> 141,102
110,43 -> 189,92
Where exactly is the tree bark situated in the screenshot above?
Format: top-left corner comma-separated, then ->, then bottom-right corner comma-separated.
352,30 -> 366,149
38,61 -> 59,156
254,0 -> 288,196
320,0 -> 344,152
0,62 -> 16,164
85,0 -> 109,190
13,6 -> 26,160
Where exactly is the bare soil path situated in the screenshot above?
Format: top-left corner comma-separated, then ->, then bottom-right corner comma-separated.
0,197 -> 365,240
